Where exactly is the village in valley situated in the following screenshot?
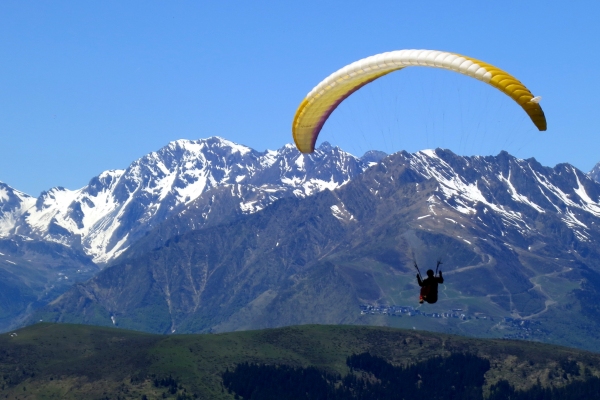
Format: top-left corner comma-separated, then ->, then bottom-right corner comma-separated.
360,304 -> 471,320
359,304 -> 547,340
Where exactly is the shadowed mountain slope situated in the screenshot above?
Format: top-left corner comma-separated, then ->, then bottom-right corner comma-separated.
0,236 -> 97,332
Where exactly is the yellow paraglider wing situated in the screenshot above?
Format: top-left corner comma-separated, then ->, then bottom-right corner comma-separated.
292,49 -> 546,153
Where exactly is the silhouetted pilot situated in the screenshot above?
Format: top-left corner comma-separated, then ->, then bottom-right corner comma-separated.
417,263 -> 444,304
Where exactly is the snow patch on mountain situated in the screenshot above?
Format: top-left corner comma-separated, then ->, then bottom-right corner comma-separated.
330,202 -> 354,222
498,170 -> 545,213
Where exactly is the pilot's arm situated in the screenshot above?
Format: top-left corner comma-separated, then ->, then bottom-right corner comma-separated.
417,274 -> 424,287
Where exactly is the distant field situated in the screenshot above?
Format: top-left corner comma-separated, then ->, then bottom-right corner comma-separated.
1,323 -> 600,399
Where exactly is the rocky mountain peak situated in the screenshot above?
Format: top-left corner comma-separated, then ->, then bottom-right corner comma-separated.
0,181 -> 35,237
588,161 -> 600,183
361,150 -> 388,164
0,138 -> 376,264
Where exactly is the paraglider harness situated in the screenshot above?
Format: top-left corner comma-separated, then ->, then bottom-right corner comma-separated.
415,260 -> 444,304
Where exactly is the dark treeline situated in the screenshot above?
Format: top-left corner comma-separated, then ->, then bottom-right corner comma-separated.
222,353 -> 487,399
488,377 -> 600,400
344,352 -> 488,399
222,363 -> 340,399
221,353 -> 600,400
153,374 -> 178,394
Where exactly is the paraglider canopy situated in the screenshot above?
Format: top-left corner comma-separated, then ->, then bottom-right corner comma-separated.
292,49 -> 546,153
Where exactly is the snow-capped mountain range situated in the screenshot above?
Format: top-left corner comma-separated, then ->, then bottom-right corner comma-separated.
4,134 -> 600,350
0,137 -> 382,264
395,149 -> 600,244
33,146 -> 600,351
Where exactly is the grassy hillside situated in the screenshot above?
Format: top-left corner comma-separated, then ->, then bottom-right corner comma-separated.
2,323 -> 600,399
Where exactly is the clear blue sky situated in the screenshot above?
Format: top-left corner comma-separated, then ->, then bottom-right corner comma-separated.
1,1 -> 598,196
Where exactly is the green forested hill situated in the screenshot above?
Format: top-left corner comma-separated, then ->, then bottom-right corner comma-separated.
1,323 -> 600,399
